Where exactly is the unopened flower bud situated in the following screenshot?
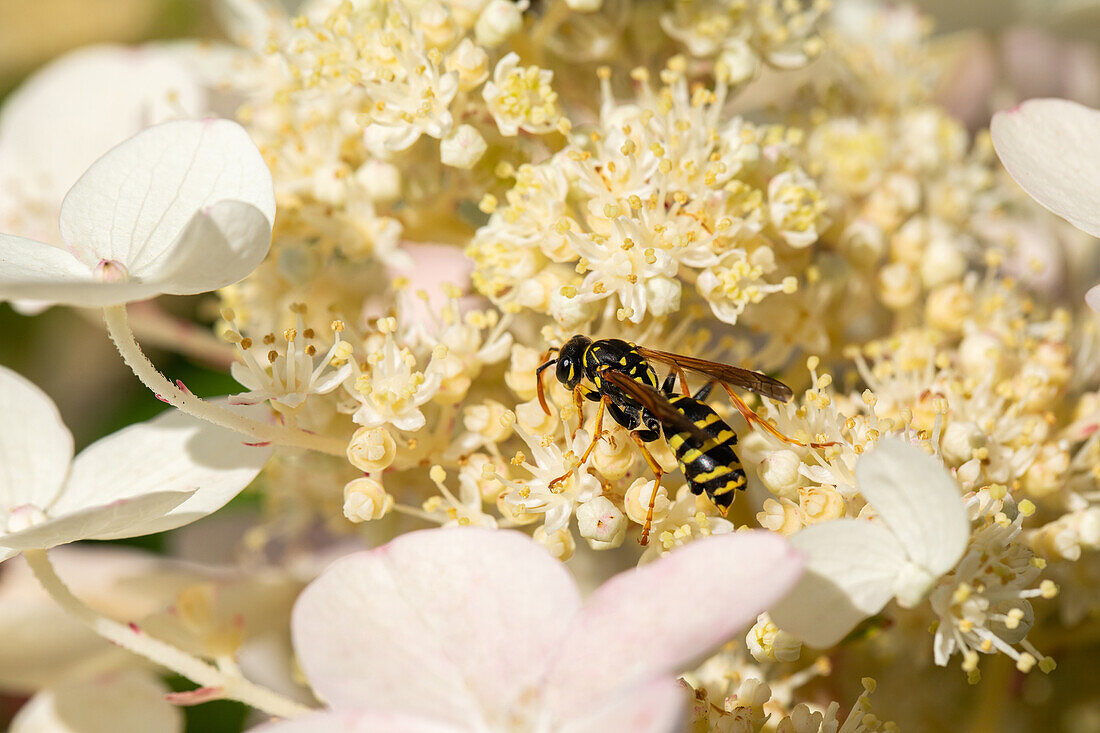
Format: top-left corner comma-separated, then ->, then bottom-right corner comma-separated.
920,236 -> 967,288
347,426 -> 397,472
958,332 -> 1004,378
925,282 -> 972,333
758,450 -> 804,498
757,497 -> 802,535
446,38 -> 490,90
534,525 -> 575,560
577,496 -> 627,549
877,262 -> 919,309
475,0 -> 523,47
716,40 -> 759,85
593,431 -> 634,480
940,421 -> 985,466
747,613 -> 802,662
441,125 -> 488,169
645,276 -> 681,317
516,398 -> 557,435
355,160 -> 402,203
464,400 -> 512,443
624,478 -> 670,526
343,477 -> 394,522
505,345 -> 541,399
798,485 -> 845,524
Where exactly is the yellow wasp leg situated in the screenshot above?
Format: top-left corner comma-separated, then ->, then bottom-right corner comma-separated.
630,431 -> 665,546
719,382 -> 837,449
550,396 -> 608,491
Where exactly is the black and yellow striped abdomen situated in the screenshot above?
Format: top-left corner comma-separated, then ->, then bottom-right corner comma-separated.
665,395 -> 746,511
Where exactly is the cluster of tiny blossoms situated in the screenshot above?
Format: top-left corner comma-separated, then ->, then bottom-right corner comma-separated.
2,0 -> 1093,730
194,0 -> 1100,728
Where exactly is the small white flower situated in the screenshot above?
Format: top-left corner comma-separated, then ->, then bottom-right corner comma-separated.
576,496 -> 627,549
482,53 -> 562,137
0,367 -> 272,560
770,438 -> 970,647
0,120 -> 275,307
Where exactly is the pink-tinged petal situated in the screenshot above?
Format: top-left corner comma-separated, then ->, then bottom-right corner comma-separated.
991,98 -> 1100,238
544,532 -> 803,713
58,119 -> 275,286
0,366 -> 73,511
55,405 -> 273,537
557,678 -> 687,733
0,234 -> 161,307
292,528 -> 581,726
9,669 -> 182,733
0,491 -> 194,550
248,710 -> 470,733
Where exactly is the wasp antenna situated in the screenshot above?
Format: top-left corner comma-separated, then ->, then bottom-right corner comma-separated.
536,359 -> 557,415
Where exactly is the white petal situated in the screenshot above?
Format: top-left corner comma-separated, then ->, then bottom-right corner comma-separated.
769,520 -> 905,648
0,366 -> 73,511
544,531 -> 803,713
0,234 -> 160,307
557,678 -> 686,733
855,438 -> 969,578
991,98 -> 1100,238
0,491 -> 194,550
57,119 -> 274,288
247,711 -> 469,733
10,670 -> 182,733
53,406 -> 272,538
0,44 -> 208,247
142,200 -> 275,296
1087,282 -> 1100,312
292,528 -> 580,726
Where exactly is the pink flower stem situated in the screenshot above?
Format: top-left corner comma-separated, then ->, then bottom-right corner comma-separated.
23,549 -> 312,720
103,304 -> 347,456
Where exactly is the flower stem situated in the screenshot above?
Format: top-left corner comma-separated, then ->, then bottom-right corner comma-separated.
23,549 -> 312,720
104,304 -> 347,456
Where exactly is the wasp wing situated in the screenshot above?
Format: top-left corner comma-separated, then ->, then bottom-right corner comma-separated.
636,347 -> 794,403
601,370 -> 714,446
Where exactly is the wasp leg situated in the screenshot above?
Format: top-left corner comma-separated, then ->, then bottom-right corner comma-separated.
630,431 -> 665,546
718,382 -> 838,449
550,396 -> 608,490
571,386 -> 587,440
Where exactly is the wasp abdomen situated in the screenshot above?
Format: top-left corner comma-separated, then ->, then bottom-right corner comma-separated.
666,396 -> 746,511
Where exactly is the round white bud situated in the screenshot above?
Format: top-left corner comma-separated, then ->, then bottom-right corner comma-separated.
716,40 -> 759,85
534,525 -> 575,560
758,449 -> 804,498
475,0 -> 523,47
577,496 -> 627,549
343,477 -> 394,522
958,331 -> 1005,379
877,262 -> 919,310
624,478 -> 670,527
920,236 -> 967,288
347,426 -> 397,472
446,38 -> 490,91
940,421 -> 985,466
441,124 -> 488,169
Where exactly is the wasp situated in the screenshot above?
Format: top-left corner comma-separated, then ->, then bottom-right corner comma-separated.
536,335 -> 827,543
